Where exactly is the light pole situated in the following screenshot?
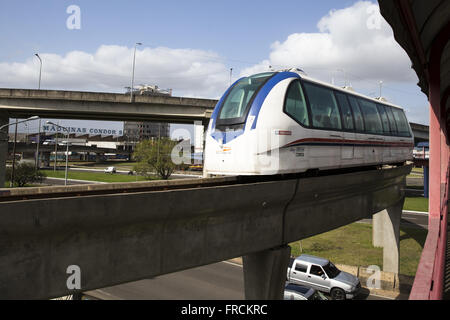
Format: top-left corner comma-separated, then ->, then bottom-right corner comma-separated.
35,54 -> 42,90
0,116 -> 38,187
229,68 -> 233,86
0,116 -> 39,131
46,121 -> 70,186
130,42 -> 142,103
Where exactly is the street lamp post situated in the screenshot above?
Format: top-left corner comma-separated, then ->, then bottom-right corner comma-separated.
35,54 -> 42,90
130,42 -> 142,103
10,119 -> 17,188
0,116 -> 39,187
35,118 -> 41,170
46,121 -> 70,186
229,68 -> 233,86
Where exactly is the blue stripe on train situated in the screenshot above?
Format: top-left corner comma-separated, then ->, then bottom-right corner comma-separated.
210,72 -> 300,144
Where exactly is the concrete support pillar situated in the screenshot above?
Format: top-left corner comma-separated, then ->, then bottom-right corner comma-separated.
382,200 -> 403,274
242,245 -> 291,300
201,119 -> 211,178
372,211 -> 384,248
372,199 -> 404,274
0,112 -> 8,188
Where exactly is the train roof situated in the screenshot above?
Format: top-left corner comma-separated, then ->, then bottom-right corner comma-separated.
277,68 -> 406,111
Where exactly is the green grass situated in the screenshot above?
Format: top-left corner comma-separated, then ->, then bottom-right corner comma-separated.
404,197 -> 428,212
41,170 -> 156,183
3,181 -> 41,188
289,223 -> 427,276
411,167 -> 424,174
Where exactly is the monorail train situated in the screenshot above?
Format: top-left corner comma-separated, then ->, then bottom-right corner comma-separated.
204,68 -> 414,176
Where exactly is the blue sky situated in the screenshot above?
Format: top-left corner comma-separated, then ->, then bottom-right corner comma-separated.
0,0 -> 430,136
0,0 -> 355,63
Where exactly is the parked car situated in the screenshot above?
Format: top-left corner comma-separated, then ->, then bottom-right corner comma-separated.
104,166 -> 116,174
286,254 -> 361,300
284,283 -> 329,300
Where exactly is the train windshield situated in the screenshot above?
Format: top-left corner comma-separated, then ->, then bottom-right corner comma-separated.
217,72 -> 274,125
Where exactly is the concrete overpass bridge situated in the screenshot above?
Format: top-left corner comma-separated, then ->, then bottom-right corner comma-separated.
0,88 -> 216,123
409,123 -> 429,144
0,88 -> 217,186
0,165 -> 410,299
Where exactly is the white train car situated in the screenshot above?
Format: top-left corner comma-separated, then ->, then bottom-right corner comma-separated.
204,69 -> 414,176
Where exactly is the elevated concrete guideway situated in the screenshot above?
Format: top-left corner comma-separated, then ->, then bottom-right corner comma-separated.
0,165 -> 411,299
0,88 -> 217,123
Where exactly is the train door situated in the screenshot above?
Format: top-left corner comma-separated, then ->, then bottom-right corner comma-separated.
302,82 -> 343,170
384,106 -> 399,162
334,92 -> 356,165
356,98 -> 385,165
347,96 -> 365,161
377,104 -> 395,163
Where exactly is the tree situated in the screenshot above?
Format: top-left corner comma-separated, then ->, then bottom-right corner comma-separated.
133,138 -> 179,180
5,162 -> 46,187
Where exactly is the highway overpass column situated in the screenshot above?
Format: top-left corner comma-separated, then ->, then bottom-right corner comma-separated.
201,119 -> 211,178
0,112 -> 8,188
242,245 -> 291,300
382,200 -> 403,274
372,211 -> 384,248
373,200 -> 404,274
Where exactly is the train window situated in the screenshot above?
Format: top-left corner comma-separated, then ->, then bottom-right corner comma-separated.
334,92 -> 354,131
284,80 -> 309,126
384,106 -> 398,135
217,72 -> 274,124
303,82 -> 342,130
357,98 -> 383,134
376,104 -> 391,134
391,108 -> 411,137
347,96 -> 365,132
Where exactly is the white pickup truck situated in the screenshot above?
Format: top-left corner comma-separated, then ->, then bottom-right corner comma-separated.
104,166 -> 116,174
286,254 -> 361,300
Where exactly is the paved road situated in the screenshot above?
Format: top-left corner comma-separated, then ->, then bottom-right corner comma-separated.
359,211 -> 428,230
67,167 -> 202,179
84,261 -> 392,301
86,262 -> 244,300
43,177 -> 104,186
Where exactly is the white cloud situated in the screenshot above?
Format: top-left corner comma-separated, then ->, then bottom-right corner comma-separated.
0,45 -> 230,98
240,1 -> 416,86
0,1 -> 429,125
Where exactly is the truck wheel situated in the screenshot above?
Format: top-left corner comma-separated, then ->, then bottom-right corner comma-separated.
330,288 -> 346,300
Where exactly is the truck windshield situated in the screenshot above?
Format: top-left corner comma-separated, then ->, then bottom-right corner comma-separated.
217,72 -> 275,125
323,262 -> 340,279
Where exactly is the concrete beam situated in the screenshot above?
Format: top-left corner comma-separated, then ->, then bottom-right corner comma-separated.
0,112 -> 8,188
243,246 -> 291,300
0,165 -> 411,299
283,165 -> 409,243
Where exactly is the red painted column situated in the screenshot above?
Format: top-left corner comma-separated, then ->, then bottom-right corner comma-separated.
428,19 -> 450,298
428,72 -> 441,220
